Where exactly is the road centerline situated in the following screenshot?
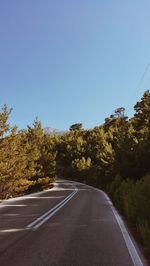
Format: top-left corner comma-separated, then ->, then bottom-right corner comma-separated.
27,187 -> 78,230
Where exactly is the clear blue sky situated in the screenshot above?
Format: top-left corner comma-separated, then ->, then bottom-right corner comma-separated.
0,0 -> 150,130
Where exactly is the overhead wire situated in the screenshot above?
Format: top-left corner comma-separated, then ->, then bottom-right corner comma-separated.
132,61 -> 150,100
126,62 -> 150,117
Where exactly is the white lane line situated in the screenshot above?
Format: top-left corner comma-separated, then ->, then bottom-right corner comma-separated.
95,188 -> 143,266
27,188 -> 78,230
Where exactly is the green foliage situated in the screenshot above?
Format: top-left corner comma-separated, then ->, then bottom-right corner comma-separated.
69,123 -> 83,131
0,109 -> 55,199
0,104 -> 12,138
108,175 -> 150,256
133,90 -> 150,133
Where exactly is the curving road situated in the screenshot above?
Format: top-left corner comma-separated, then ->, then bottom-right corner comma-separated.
0,180 -> 148,266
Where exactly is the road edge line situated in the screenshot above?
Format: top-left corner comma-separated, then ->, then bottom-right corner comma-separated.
95,188 -> 143,266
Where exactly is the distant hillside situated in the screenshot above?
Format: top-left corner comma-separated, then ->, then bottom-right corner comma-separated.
44,127 -> 66,135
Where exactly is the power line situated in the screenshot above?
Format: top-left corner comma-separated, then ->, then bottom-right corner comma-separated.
133,62 -> 150,97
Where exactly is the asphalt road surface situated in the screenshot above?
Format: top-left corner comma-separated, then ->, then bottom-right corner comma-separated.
0,180 -> 148,266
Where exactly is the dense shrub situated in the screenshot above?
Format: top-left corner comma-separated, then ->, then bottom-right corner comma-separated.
107,175 -> 150,257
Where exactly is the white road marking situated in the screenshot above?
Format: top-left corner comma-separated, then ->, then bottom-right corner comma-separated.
96,189 -> 144,266
0,204 -> 27,208
73,181 -> 144,265
0,229 -> 25,233
0,182 -> 64,206
27,187 -> 78,230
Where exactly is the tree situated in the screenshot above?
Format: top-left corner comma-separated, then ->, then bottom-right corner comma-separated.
0,115 -> 56,199
133,90 -> 150,135
69,123 -> 83,131
0,127 -> 37,198
130,90 -> 150,178
114,107 -> 126,118
0,104 -> 12,138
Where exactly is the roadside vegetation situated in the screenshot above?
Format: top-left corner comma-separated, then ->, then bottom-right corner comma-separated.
0,90 -> 150,257
0,107 -> 56,199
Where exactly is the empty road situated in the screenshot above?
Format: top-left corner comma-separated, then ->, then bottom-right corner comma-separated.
0,180 -> 148,266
